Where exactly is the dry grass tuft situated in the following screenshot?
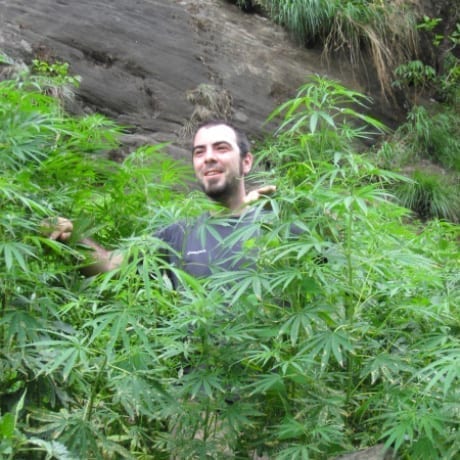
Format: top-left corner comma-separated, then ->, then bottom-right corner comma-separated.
179,84 -> 233,140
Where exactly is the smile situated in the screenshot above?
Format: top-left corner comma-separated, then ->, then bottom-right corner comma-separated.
204,170 -> 223,177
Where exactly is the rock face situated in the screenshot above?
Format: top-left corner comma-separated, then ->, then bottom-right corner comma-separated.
0,0 -> 363,158
333,444 -> 395,460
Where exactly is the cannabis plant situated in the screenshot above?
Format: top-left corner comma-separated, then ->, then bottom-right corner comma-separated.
1,57 -> 458,460
0,56 -> 190,458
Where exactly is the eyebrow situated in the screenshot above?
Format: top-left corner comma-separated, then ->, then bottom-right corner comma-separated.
192,141 -> 232,154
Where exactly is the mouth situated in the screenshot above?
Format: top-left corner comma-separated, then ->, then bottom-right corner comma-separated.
204,169 -> 223,177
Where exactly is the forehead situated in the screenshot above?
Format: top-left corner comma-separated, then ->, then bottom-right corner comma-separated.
193,124 -> 238,147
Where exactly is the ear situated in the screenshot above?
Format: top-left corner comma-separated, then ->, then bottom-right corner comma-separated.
242,152 -> 253,176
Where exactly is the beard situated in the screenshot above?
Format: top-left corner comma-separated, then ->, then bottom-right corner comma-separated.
199,161 -> 244,204
200,174 -> 241,203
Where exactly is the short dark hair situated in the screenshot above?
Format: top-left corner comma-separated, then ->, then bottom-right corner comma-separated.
192,119 -> 251,158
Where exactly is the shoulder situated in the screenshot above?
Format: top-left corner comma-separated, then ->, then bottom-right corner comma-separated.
155,221 -> 186,242
155,214 -> 207,244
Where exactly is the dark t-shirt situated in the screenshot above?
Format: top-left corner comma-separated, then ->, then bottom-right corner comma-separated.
156,210 -> 262,285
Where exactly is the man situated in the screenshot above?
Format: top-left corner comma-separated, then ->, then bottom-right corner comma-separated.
45,119 -> 274,458
46,120 -> 275,279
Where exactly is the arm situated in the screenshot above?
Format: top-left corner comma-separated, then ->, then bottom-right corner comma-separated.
42,217 -> 123,276
77,237 -> 123,276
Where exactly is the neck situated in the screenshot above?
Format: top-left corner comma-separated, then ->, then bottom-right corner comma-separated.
225,193 -> 246,214
210,189 -> 247,216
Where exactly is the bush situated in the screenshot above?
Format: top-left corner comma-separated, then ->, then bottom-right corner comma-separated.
395,170 -> 459,222
373,103 -> 459,222
1,61 -> 459,460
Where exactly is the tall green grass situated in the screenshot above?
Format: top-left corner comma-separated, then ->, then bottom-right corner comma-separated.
374,104 -> 459,222
245,0 -> 418,100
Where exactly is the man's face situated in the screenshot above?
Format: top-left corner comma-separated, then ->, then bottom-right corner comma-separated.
192,124 -> 252,204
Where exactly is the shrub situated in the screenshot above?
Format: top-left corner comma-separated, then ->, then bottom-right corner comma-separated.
373,103 -> 459,222
395,170 -> 459,222
1,58 -> 458,460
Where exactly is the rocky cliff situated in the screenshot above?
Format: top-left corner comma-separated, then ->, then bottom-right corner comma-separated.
0,0 -> 370,159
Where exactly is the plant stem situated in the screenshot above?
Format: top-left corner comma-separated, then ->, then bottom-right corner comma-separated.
345,205 -> 355,322
84,354 -> 107,422
345,205 -> 356,409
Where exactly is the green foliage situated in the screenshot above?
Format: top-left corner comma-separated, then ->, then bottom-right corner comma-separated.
263,75 -> 387,167
437,52 -> 460,104
395,170 -> 460,222
245,2 -> 456,107
31,59 -> 81,89
393,60 -> 437,102
417,16 -> 460,49
260,74 -> 396,215
0,54 -> 192,458
1,55 -> 459,460
393,54 -> 459,106
0,51 -> 14,65
251,0 -> 418,100
373,103 -> 459,221
263,0 -> 336,45
410,16 -> 460,105
402,105 -> 459,171
416,16 -> 443,37
4,55 -> 82,101
386,16 -> 460,222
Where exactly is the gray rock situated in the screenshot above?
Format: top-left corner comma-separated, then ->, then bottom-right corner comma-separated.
333,444 -> 396,460
0,0 -> 367,159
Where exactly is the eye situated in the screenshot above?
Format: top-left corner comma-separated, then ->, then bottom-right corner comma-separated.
216,143 -> 230,152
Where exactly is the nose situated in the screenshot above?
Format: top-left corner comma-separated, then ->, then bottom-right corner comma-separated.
203,147 -> 217,162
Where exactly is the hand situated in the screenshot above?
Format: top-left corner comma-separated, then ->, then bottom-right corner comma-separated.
41,217 -> 74,242
244,185 -> 277,205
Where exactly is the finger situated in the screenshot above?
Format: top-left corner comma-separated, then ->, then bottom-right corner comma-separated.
49,230 -> 61,240
59,232 -> 72,242
244,190 -> 259,203
258,185 -> 277,195
44,217 -> 73,240
57,218 -> 73,231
